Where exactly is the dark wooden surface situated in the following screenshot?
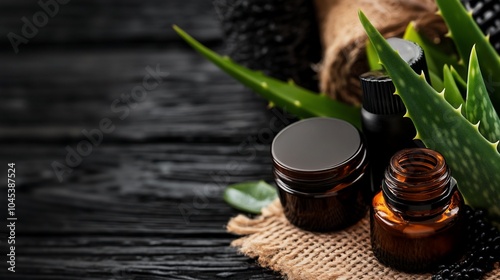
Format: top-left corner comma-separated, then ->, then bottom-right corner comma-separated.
0,1 -> 283,279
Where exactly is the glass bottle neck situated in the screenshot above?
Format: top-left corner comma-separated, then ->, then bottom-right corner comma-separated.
382,148 -> 454,219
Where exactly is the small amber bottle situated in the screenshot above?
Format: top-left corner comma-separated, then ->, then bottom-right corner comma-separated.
371,148 -> 466,273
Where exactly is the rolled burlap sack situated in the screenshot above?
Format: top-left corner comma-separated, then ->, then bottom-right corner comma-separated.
314,0 -> 447,105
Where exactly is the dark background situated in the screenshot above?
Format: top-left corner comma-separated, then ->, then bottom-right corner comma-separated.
0,1 -> 283,279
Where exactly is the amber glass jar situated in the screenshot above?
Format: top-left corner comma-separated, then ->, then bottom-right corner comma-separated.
272,117 -> 370,232
371,148 -> 466,272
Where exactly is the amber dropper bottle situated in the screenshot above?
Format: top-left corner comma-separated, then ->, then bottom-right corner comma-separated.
371,148 -> 466,273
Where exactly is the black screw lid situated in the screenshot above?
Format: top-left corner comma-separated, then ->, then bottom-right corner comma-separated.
360,71 -> 403,114
361,38 -> 430,115
271,117 -> 367,192
387,38 -> 430,84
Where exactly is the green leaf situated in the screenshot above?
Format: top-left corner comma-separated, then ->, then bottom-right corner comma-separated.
223,181 -> 278,214
173,25 -> 361,129
450,65 -> 468,97
429,70 -> 444,92
366,40 -> 380,70
403,21 -> 465,82
366,22 -> 458,93
465,46 -> 500,146
359,10 -> 500,225
436,0 -> 500,111
442,65 -> 464,110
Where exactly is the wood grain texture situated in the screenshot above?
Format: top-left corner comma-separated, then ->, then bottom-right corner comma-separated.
0,0 -> 285,279
0,48 -> 272,143
0,0 -> 221,47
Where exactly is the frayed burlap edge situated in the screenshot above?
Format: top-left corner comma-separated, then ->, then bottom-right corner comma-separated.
227,199 -> 500,280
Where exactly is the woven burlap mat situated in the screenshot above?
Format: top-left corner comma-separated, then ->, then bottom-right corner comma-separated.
227,199 -> 500,280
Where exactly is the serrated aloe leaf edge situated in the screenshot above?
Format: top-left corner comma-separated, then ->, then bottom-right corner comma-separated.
174,14 -> 500,224
465,47 -> 500,146
442,65 -> 464,110
359,11 -> 500,225
436,0 -> 500,112
172,25 -> 361,129
403,21 -> 465,82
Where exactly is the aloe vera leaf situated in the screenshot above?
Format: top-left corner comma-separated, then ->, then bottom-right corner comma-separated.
450,65 -> 468,97
366,22 -> 463,78
367,39 -> 445,92
366,40 -> 380,70
368,39 -> 444,92
173,25 -> 361,128
436,0 -> 500,111
442,65 -> 464,110
429,71 -> 444,92
403,21 -> 465,80
359,11 -> 500,223
465,46 -> 500,146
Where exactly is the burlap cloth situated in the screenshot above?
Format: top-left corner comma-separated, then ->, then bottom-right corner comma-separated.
227,199 -> 500,279
315,0 -> 447,105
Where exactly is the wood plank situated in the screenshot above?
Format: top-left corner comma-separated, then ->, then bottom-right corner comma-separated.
0,47 -> 284,143
1,140 -> 275,189
0,142 -> 280,279
0,1 -> 288,278
0,0 -> 221,48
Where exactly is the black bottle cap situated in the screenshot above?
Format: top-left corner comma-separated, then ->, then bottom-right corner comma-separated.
361,38 -> 430,115
360,71 -> 404,114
